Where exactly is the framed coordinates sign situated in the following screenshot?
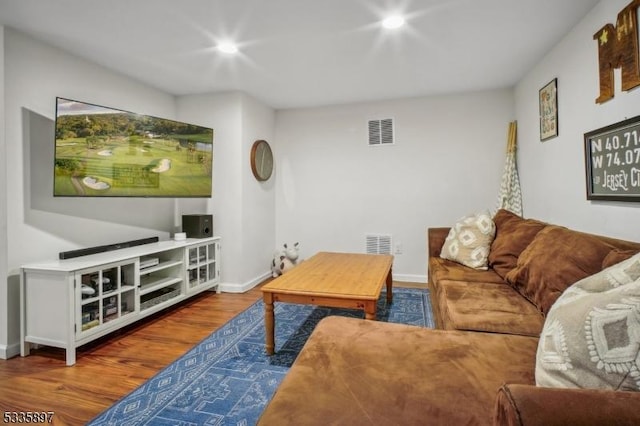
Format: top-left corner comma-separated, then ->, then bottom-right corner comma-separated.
584,115 -> 640,202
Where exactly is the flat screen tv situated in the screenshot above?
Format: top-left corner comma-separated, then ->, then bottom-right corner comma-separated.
54,97 -> 213,197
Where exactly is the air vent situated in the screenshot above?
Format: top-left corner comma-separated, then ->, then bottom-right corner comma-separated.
368,118 -> 394,146
366,234 -> 392,255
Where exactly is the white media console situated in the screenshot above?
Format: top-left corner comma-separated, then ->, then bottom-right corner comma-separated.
20,237 -> 221,366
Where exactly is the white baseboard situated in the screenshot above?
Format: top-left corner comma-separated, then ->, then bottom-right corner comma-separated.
218,271 -> 271,293
0,342 -> 21,360
218,271 -> 426,293
393,273 -> 427,284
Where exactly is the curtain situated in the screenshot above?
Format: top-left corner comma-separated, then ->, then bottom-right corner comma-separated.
495,121 -> 523,216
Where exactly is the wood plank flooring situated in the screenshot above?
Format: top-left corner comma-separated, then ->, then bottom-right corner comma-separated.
0,281 -> 424,425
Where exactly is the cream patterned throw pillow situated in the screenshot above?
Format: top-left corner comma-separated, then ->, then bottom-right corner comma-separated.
440,210 -> 496,270
536,251 -> 640,391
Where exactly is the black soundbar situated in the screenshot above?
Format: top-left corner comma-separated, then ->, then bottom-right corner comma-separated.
59,236 -> 159,260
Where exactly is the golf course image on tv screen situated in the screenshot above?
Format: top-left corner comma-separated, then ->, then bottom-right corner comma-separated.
54,97 -> 213,197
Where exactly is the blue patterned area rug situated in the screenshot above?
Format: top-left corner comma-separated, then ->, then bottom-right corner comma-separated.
89,287 -> 433,425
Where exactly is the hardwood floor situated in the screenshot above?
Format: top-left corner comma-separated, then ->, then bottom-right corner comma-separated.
0,281 -> 425,425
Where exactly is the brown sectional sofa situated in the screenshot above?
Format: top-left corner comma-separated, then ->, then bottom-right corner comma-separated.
259,210 -> 640,425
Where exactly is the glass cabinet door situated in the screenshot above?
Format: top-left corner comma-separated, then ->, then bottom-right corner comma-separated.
77,261 -> 137,337
185,241 -> 219,294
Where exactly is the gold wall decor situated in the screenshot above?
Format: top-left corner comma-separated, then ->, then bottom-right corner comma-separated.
593,0 -> 640,104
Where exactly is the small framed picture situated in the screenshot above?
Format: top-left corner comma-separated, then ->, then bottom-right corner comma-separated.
539,78 -> 558,141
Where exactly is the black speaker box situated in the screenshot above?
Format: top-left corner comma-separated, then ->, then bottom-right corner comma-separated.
182,214 -> 213,238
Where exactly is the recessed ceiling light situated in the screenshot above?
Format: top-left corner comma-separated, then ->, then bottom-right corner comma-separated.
218,42 -> 238,54
382,15 -> 405,29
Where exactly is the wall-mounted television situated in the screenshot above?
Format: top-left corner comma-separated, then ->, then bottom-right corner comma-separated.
54,97 -> 213,197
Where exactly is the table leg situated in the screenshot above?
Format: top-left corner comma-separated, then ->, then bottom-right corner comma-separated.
364,299 -> 377,320
264,293 -> 275,355
386,267 -> 393,304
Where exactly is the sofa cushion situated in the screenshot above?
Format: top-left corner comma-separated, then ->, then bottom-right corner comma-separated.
440,210 -> 496,270
258,316 -> 538,426
505,226 -> 615,315
437,279 -> 544,336
488,209 -> 547,279
429,257 -> 504,285
536,252 -> 640,391
602,248 -> 640,269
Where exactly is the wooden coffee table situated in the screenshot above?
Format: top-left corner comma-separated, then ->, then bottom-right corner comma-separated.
261,251 -> 393,355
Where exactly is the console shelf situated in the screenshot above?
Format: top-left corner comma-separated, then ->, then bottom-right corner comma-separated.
20,237 -> 220,365
140,259 -> 183,275
139,276 -> 183,294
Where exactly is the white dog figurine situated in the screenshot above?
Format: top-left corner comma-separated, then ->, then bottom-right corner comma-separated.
271,242 -> 300,277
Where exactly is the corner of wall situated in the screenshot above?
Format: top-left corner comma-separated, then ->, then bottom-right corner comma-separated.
0,24 -> 10,357
219,271 -> 271,293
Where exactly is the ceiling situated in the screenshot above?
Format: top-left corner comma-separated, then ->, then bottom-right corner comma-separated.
0,0 -> 599,109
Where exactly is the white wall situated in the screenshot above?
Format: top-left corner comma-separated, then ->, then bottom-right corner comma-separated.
176,92 -> 276,291
515,0 -> 640,241
177,93 -> 242,286
1,28 -> 180,357
0,25 -> 8,359
1,31 -> 278,357
0,26 -> 279,358
275,90 -> 515,281
239,95 -> 276,286
5,29 -> 183,270
1,29 -> 278,357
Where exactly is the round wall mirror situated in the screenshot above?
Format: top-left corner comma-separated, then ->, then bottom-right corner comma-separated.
250,139 -> 274,181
